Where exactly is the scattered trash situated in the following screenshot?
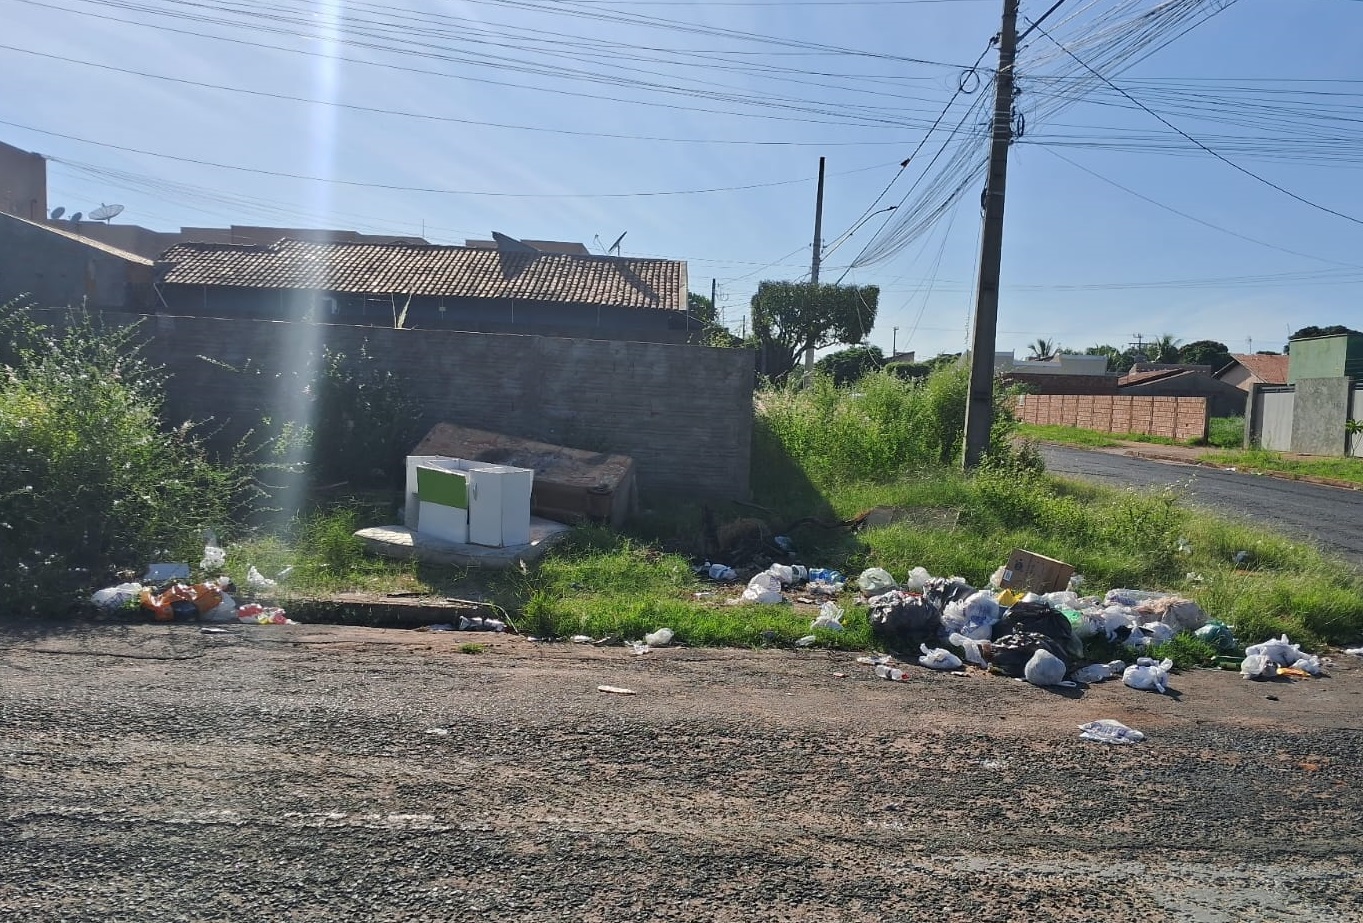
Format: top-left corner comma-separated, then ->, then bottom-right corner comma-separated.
1176,537 -> 1192,555
1123,657 -> 1174,694
142,563 -> 190,583
767,564 -> 808,586
245,566 -> 278,591
856,655 -> 892,666
236,603 -> 293,625
941,590 -> 1001,640
1345,647 -> 1363,657
1245,635 -> 1309,667
831,671 -> 847,678
741,571 -> 785,604
1141,621 -> 1177,644
874,663 -> 907,681
1071,662 -> 1115,684
918,644 -> 963,671
597,685 -> 636,695
773,535 -> 795,553
807,568 -> 845,585
1136,595 -> 1207,633
425,727 -> 450,735
794,635 -> 818,647
810,601 -> 845,632
704,563 -> 737,581
1240,654 -> 1278,680
858,567 -> 898,594
1024,649 -> 1068,687
869,591 -> 942,648
458,616 -> 506,632
627,641 -> 651,655
200,530 -> 227,571
139,582 -> 224,622
570,635 -> 594,644
997,600 -> 1082,660
984,631 -> 1071,678
1078,719 -> 1146,745
1195,621 -> 1238,651
198,627 -> 233,635
420,623 -> 456,632
948,631 -> 987,668
91,582 -> 143,612
998,549 -> 1074,595
643,627 -> 674,647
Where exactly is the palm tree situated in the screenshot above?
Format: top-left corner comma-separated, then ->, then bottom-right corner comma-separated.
1153,333 -> 1182,364
1027,337 -> 1056,360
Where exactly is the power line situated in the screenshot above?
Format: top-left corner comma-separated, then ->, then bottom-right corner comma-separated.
0,117 -> 897,198
1028,16 -> 1363,227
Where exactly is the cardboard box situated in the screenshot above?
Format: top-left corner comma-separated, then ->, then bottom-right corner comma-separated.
999,549 -> 1074,595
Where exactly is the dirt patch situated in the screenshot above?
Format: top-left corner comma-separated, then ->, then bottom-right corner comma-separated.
3,622 -> 1362,921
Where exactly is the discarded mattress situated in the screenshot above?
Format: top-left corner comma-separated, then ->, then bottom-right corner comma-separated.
411,423 -> 637,529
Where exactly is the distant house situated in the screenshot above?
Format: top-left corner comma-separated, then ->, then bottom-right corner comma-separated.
152,233 -> 694,343
0,211 -> 152,309
1118,368 -> 1246,418
1215,353 -> 1289,393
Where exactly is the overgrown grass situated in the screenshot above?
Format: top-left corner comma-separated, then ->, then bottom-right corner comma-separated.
1202,448 -> 1363,486
1017,423 -> 1185,447
1207,416 -> 1245,449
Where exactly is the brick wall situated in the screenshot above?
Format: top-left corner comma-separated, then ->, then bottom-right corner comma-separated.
1014,393 -> 1208,441
37,310 -> 755,497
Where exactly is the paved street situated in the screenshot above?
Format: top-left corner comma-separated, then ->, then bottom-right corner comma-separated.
1040,445 -> 1363,565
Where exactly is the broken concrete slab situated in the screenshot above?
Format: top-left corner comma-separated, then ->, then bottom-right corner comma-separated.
411,423 -> 637,529
355,518 -> 572,569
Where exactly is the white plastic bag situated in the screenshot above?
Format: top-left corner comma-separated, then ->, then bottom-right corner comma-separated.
1024,649 -> 1067,687
1123,656 -> 1173,693
810,601 -> 844,632
858,567 -> 897,594
1141,621 -> 1176,644
706,563 -> 737,581
90,582 -> 143,612
1137,595 -> 1207,633
1071,663 -> 1114,684
202,592 -> 238,623
741,572 -> 785,604
643,628 -> 674,647
1245,634 -> 1308,666
1240,654 -> 1278,680
1292,656 -> 1323,676
246,565 -> 277,591
1078,719 -> 1146,745
918,644 -> 963,671
948,631 -> 987,668
942,590 -> 1000,640
200,530 -> 227,572
902,566 -> 932,592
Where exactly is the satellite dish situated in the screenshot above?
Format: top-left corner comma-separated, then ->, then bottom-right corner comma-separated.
607,231 -> 627,255
69,212 -> 83,223
49,206 -> 65,220
89,203 -> 124,222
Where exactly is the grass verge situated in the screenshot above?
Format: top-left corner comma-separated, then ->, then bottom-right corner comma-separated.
1017,423 -> 1188,448
1202,448 -> 1363,487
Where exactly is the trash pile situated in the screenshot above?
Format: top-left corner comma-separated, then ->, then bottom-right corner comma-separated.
88,532 -> 295,626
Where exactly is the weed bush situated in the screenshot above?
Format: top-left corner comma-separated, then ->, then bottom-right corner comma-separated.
0,303 -> 253,615
312,343 -> 423,489
1207,416 -> 1245,449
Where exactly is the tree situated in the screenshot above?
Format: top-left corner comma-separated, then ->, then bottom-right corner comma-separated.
1285,324 -> 1362,353
1151,334 -> 1182,364
750,281 -> 879,385
1026,337 -> 1056,360
1085,344 -> 1133,375
816,345 -> 884,386
1178,339 -> 1232,372
687,291 -> 717,326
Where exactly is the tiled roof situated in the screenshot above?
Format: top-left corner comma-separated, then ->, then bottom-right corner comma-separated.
1222,353 -> 1288,385
155,238 -> 686,311
1119,368 -> 1184,387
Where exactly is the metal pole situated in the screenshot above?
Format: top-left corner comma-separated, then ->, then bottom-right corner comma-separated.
963,0 -> 1019,468
892,326 -> 898,358
711,277 -> 718,328
805,155 -> 826,384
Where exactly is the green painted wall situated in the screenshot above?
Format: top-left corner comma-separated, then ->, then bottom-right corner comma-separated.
1288,334 -> 1363,383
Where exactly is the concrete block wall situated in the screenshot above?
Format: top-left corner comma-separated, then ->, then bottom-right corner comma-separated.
1015,393 -> 1208,440
34,310 -> 755,498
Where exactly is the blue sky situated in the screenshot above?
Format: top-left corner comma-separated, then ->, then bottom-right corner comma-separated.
3,0 -> 1360,359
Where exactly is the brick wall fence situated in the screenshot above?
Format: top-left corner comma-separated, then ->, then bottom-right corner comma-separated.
1014,393 -> 1208,441
34,309 -> 755,498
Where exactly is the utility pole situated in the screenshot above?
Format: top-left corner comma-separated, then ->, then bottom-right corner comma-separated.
892,326 -> 899,358
962,0 -> 1019,468
805,155 -> 826,385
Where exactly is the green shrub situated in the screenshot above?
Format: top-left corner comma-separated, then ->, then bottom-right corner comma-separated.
0,303 -> 253,615
1207,416 -> 1245,449
312,343 -> 423,489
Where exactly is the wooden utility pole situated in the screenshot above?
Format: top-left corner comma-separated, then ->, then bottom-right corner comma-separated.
962,0 -> 1019,468
711,278 -> 718,326
805,155 -> 826,384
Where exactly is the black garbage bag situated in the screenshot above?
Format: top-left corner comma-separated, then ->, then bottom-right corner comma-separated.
868,590 -> 943,650
921,577 -> 976,611
998,600 -> 1083,659
982,630 -> 1071,678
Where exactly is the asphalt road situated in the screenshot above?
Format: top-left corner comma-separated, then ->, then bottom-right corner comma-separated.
3,623 -> 1363,922
1041,445 -> 1363,566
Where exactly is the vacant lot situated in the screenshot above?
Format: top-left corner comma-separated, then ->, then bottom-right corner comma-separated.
3,622 -> 1362,922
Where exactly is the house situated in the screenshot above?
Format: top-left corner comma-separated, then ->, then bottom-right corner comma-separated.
152,233 -> 693,343
1118,368 -> 1246,418
0,211 -> 153,309
1215,353 -> 1289,393
0,139 -> 46,221
993,350 -> 1110,376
